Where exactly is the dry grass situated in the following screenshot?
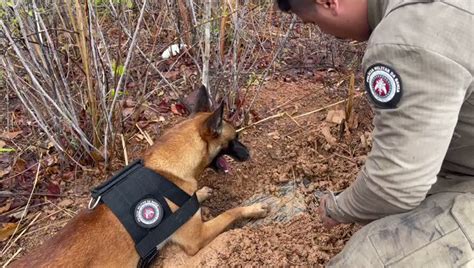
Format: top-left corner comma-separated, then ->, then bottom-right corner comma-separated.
0,0 -> 298,165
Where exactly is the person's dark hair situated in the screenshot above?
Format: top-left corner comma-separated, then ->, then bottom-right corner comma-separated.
277,0 -> 292,12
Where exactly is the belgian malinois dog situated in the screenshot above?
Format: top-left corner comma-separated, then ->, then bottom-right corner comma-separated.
11,86 -> 269,267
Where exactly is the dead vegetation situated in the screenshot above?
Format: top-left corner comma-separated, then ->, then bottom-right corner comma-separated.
0,0 -> 367,266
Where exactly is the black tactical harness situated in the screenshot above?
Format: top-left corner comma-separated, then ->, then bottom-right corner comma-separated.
89,160 -> 200,267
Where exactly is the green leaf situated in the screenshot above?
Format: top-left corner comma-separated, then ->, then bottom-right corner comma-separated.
246,72 -> 262,87
116,64 -> 125,76
111,60 -> 126,76
109,89 -> 123,98
0,148 -> 15,153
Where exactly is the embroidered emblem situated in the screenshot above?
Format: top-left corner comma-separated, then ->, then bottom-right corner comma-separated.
135,198 -> 164,228
365,64 -> 402,108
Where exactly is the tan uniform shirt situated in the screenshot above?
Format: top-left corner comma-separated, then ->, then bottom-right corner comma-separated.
326,0 -> 474,223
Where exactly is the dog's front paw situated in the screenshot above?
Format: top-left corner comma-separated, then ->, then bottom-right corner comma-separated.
196,186 -> 213,202
243,203 -> 269,218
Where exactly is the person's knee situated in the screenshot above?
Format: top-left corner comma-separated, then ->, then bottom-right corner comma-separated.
328,192 -> 474,267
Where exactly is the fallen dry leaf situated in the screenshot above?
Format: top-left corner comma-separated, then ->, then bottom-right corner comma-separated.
13,158 -> 27,174
0,199 -> 13,214
47,182 -> 61,195
321,125 -> 337,145
62,171 -> 75,181
158,99 -> 171,113
163,70 -> 180,80
0,140 -> 5,149
347,112 -> 359,130
124,98 -> 137,108
143,109 -> 159,121
44,155 -> 59,167
122,107 -> 135,117
0,222 -> 18,242
57,199 -> 74,208
0,131 -> 23,140
171,103 -> 187,116
0,166 -> 12,178
314,71 -> 327,83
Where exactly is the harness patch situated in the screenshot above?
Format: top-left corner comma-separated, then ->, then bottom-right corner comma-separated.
365,64 -> 402,109
91,160 -> 200,267
135,198 -> 164,228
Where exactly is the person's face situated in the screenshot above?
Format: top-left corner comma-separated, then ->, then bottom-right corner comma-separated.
285,0 -> 370,41
291,6 -> 347,38
288,0 -> 320,23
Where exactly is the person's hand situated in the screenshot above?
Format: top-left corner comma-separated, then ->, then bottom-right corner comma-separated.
317,194 -> 341,229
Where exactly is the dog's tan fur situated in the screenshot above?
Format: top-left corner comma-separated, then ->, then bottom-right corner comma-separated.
11,89 -> 268,267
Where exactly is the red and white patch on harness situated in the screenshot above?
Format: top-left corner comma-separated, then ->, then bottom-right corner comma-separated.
135,198 -> 164,228
365,64 -> 402,108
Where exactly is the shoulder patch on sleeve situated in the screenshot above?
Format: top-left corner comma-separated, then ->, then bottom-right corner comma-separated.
365,64 -> 403,109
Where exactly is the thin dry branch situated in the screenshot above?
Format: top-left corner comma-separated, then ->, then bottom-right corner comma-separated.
1,154 -> 41,255
238,92 -> 366,132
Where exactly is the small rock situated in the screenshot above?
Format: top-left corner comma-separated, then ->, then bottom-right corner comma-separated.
321,125 -> 337,145
360,134 -> 367,149
323,144 -> 331,151
325,110 -> 346,125
278,174 -> 290,183
58,199 -> 74,208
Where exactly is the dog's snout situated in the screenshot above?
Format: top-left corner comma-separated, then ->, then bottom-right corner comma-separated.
227,139 -> 250,161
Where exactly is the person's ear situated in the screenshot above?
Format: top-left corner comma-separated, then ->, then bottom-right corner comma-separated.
315,0 -> 339,15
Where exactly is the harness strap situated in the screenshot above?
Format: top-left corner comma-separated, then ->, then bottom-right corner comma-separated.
138,168 -> 191,207
90,160 -> 200,268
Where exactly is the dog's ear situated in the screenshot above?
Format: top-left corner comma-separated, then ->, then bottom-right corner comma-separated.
192,85 -> 211,114
182,85 -> 211,114
201,103 -> 224,138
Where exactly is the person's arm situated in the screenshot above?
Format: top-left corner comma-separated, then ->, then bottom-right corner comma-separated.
324,44 -> 472,224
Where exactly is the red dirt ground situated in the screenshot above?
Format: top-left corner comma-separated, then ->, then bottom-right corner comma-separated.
1,55 -> 373,267
157,76 -> 373,267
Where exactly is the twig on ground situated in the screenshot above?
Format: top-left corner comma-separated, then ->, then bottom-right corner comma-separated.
238,93 -> 366,132
237,112 -> 285,132
120,134 -> 129,165
1,155 -> 42,255
45,200 -> 76,218
136,124 -> 154,146
2,247 -> 23,268
0,191 -> 81,199
1,162 -> 39,182
268,93 -> 311,113
285,113 -> 301,127
1,212 -> 41,257
294,93 -> 365,119
333,153 -> 357,163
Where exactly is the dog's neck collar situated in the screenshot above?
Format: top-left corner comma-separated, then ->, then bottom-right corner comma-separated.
89,160 -> 200,267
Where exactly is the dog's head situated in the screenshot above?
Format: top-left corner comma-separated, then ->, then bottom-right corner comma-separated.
190,85 -> 250,174
144,85 -> 249,178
